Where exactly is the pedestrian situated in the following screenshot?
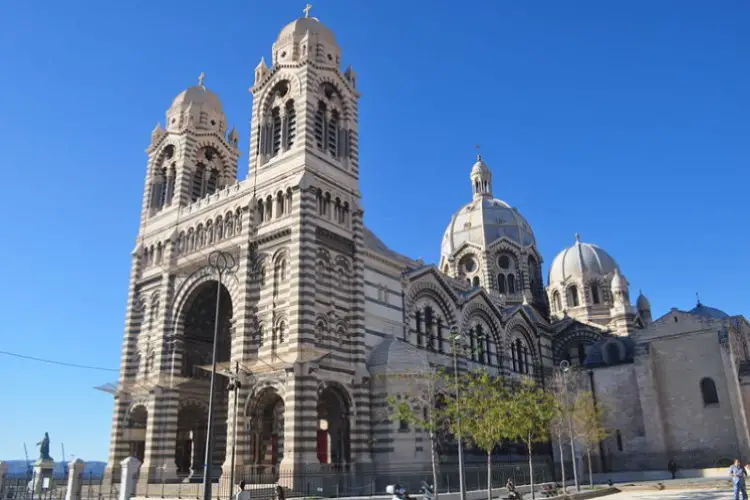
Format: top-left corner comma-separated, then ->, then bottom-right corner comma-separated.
668,459 -> 677,480
729,458 -> 748,500
235,480 -> 250,500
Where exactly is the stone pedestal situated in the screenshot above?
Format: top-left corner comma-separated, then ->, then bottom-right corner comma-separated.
65,459 -> 86,500
119,457 -> 141,500
31,459 -> 55,495
0,461 -> 9,494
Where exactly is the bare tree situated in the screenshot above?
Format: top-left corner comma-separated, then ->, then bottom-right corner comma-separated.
572,390 -> 610,487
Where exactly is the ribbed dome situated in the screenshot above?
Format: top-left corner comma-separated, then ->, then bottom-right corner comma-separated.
636,291 -> 650,310
548,234 -> 619,285
368,337 -> 430,376
277,17 -> 338,46
441,197 -> 536,259
170,85 -> 223,114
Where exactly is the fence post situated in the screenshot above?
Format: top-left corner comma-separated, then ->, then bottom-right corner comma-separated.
119,457 -> 142,500
65,459 -> 86,500
0,461 -> 8,496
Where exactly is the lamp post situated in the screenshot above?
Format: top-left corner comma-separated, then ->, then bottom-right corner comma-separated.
203,250 -> 237,500
450,326 -> 467,500
227,362 -> 242,496
559,360 -> 580,492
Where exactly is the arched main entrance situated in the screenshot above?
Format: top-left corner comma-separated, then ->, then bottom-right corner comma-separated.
316,385 -> 351,467
246,388 -> 284,481
177,280 -> 234,478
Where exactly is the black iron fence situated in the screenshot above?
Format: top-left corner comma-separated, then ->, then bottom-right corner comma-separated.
0,473 -> 115,500
130,460 -> 554,500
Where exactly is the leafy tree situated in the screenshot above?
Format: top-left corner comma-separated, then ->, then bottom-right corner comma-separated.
505,378 -> 556,500
572,390 -> 610,487
384,368 -> 451,500
547,369 -> 579,493
449,370 -> 512,500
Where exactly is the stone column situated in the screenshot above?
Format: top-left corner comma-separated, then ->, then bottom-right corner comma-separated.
65,459 -> 86,500
141,390 -> 179,482
279,370 -> 319,480
119,457 -> 141,500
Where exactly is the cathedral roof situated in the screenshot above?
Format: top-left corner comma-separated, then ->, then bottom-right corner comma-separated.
277,16 -> 338,47
689,303 -> 729,319
368,336 -> 431,376
548,234 -> 619,285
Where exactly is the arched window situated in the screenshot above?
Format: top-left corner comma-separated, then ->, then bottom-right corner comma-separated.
508,274 -> 516,294
415,310 -> 422,347
257,199 -> 265,222
314,102 -> 326,151
436,318 -> 444,354
591,283 -> 601,305
206,168 -> 219,196
285,100 -> 296,148
425,307 -> 434,351
700,377 -> 719,406
472,276 -> 480,288
511,337 -> 531,374
498,274 -> 506,294
271,107 -> 282,156
568,285 -> 579,307
166,165 -> 176,205
265,196 -> 273,221
277,321 -> 286,344
552,291 -> 562,311
285,188 -> 293,213
605,342 -> 621,364
191,164 -> 205,201
276,192 -> 285,217
616,430 -> 623,452
317,189 -> 324,215
327,110 -> 339,157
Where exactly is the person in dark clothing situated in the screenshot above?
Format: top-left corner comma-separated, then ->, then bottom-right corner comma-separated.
668,459 -> 677,479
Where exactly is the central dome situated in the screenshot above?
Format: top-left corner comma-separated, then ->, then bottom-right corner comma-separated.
169,85 -> 223,114
278,17 -> 338,46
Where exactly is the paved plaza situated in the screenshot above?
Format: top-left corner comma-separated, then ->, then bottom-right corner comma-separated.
608,488 -> 730,499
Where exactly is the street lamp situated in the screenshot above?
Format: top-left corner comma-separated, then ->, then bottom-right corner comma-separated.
449,326 -> 468,500
227,362 -> 242,496
203,250 -> 237,500
559,360 -> 580,492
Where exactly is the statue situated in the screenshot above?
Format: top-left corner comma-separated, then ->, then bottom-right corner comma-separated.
36,432 -> 52,461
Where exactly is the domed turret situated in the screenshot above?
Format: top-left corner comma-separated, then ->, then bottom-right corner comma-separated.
636,290 -> 652,324
548,234 -> 619,286
272,5 -> 341,68
166,73 -> 226,133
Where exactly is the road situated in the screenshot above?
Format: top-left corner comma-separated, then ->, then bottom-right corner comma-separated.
607,488 -> 729,499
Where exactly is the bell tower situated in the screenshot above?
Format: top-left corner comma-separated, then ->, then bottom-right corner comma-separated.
143,74 -> 240,224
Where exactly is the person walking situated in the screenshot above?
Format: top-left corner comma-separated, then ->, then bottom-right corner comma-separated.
729,458 -> 748,500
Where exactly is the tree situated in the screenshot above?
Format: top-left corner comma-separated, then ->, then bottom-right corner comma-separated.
572,390 -> 610,487
547,369 -> 580,493
505,379 -> 556,500
384,368 -> 451,500
451,370 -> 512,500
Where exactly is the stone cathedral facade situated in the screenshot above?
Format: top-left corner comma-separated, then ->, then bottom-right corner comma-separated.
106,9 -> 750,485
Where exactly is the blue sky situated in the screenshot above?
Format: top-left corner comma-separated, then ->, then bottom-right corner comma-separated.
0,0 -> 747,461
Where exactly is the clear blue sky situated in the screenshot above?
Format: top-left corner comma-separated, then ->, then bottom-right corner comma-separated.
0,0 -> 747,461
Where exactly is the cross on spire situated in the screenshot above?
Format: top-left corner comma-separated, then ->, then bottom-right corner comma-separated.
696,292 -> 702,306
303,3 -> 312,17
198,72 -> 206,88
475,143 -> 481,161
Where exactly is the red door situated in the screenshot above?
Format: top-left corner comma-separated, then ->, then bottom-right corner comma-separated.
316,430 -> 328,464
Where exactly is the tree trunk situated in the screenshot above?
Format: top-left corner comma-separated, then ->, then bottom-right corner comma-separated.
586,447 -> 593,488
558,435 -> 566,493
429,430 -> 439,500
486,451 -> 492,500
528,435 -> 535,500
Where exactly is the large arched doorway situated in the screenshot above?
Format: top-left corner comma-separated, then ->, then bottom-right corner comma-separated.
178,281 -> 233,477
175,402 -> 208,477
246,388 -> 284,481
316,385 -> 351,468
124,405 -> 147,462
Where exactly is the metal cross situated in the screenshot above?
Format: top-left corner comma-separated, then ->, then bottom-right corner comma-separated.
475,144 -> 481,160
198,72 -> 206,88
303,3 -> 312,17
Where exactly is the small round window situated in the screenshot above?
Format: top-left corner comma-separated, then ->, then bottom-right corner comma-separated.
498,255 -> 511,269
463,257 -> 476,273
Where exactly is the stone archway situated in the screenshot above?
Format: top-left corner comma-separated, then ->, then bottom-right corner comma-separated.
176,280 -> 234,478
124,405 -> 148,462
245,388 -> 285,481
316,384 -> 351,468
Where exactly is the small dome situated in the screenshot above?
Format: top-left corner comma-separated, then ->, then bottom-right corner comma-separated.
548,234 -> 619,285
441,197 -> 536,259
471,156 -> 490,175
169,85 -> 223,114
368,336 -> 430,376
689,303 -> 729,319
636,291 -> 650,310
278,17 -> 338,47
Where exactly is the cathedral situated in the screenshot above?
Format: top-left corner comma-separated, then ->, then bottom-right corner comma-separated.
106,7 -> 750,488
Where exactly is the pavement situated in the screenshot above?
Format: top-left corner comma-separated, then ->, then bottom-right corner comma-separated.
606,489 -> 730,499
